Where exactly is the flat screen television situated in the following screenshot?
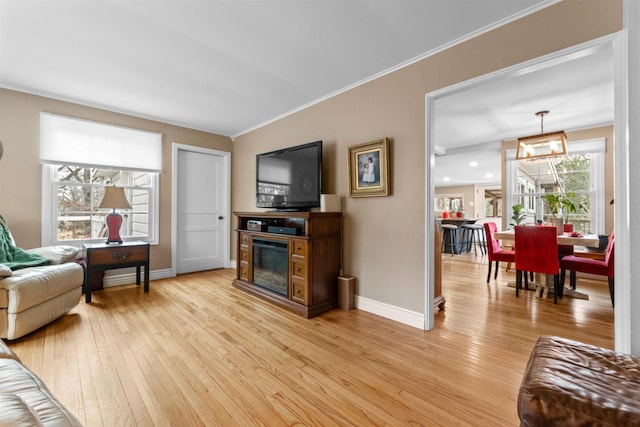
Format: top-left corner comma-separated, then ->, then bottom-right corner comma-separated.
256,140 -> 322,210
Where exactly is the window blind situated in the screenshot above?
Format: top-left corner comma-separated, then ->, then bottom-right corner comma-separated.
40,112 -> 162,172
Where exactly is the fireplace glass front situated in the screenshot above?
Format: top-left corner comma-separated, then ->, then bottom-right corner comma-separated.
252,238 -> 289,297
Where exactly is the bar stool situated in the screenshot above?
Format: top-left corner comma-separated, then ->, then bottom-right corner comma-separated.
461,223 -> 486,255
441,224 -> 458,256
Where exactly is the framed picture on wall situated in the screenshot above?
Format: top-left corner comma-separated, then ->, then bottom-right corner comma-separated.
348,137 -> 390,197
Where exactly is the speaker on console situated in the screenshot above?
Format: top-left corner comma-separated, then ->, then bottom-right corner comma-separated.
320,194 -> 341,212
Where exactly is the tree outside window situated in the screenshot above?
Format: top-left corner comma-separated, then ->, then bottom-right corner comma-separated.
515,154 -> 593,233
54,165 -> 154,241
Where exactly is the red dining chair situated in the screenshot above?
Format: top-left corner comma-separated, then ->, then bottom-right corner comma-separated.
515,226 -> 561,303
484,222 -> 515,283
558,224 -> 574,258
560,231 -> 615,306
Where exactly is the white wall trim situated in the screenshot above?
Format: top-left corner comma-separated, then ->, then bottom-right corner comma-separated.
425,33 -> 625,340
356,296 -> 425,330
102,268 -> 173,287
424,94 -> 436,331
171,143 -> 231,277
101,272 -> 425,331
616,0 -> 636,354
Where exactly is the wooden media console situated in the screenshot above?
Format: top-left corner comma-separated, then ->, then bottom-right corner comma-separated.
233,211 -> 342,318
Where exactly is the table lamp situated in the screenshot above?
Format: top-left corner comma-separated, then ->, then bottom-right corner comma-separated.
98,186 -> 131,244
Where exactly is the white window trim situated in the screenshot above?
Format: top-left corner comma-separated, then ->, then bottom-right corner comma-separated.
41,164 -> 159,247
506,137 -> 606,234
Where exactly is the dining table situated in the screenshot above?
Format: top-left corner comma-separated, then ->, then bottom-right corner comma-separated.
494,229 -> 600,248
494,229 -> 600,299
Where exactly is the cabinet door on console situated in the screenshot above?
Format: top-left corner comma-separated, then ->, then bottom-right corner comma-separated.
291,239 -> 309,304
239,232 -> 251,280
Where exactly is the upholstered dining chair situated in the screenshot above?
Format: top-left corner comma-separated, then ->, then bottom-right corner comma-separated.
560,231 -> 615,306
515,226 -> 561,303
558,223 -> 575,259
484,222 -> 515,283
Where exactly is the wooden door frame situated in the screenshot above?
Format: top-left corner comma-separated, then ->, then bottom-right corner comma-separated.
171,143 -> 231,276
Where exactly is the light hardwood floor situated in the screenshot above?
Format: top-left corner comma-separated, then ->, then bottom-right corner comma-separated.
7,252 -> 614,426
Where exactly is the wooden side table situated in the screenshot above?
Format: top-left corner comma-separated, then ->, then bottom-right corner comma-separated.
82,240 -> 150,303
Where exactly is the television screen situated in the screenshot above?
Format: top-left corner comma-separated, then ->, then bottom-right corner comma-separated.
256,141 -> 322,210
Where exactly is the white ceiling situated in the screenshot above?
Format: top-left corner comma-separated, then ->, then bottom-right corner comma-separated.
433,44 -> 614,187
1,0 -> 614,189
0,0 -> 551,137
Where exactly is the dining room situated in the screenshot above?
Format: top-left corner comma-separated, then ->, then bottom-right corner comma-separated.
433,128 -> 615,309
429,37 -> 616,337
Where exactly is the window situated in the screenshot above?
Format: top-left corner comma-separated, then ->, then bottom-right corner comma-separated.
506,138 -> 605,234
43,165 -> 158,244
40,113 -> 161,246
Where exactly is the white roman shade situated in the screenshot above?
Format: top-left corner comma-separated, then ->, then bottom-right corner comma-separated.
40,112 -> 162,172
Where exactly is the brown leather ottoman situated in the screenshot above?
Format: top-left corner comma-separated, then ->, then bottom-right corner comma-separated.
518,335 -> 640,426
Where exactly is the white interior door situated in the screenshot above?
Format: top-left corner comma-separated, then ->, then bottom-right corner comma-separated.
176,149 -> 226,274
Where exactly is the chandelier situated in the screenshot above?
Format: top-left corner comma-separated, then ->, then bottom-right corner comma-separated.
516,110 -> 568,161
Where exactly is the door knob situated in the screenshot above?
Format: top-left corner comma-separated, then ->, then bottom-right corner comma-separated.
218,216 -> 224,220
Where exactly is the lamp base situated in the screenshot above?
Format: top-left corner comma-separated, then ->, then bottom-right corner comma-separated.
105,211 -> 123,244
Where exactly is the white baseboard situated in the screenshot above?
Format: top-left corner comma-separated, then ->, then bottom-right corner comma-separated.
355,295 -> 425,329
100,266 -> 426,330
102,268 -> 172,288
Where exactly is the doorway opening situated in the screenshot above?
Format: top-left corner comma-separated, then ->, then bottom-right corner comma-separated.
425,35 -> 619,332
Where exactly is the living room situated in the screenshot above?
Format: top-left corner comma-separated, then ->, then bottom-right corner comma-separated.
0,1 -> 637,425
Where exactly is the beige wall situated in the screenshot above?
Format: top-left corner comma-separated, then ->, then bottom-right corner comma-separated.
0,88 -> 232,270
232,1 -> 623,313
0,1 -> 622,313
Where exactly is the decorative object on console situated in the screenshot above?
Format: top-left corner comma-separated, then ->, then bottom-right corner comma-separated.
348,137 -> 390,197
247,220 -> 266,232
320,194 -> 341,212
516,110 -> 568,161
99,186 -> 131,244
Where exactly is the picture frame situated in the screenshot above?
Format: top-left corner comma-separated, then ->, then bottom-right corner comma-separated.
348,137 -> 390,197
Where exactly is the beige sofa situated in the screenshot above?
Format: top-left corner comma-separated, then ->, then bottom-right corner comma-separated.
0,338 -> 82,426
0,246 -> 84,340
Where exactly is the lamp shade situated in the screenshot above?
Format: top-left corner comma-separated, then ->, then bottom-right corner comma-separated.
98,186 -> 131,244
98,186 -> 131,209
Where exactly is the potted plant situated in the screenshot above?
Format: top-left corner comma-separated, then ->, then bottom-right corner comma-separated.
544,192 -> 586,234
510,204 -> 527,228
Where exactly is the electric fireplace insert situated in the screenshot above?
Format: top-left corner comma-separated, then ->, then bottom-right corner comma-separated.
252,238 -> 289,297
